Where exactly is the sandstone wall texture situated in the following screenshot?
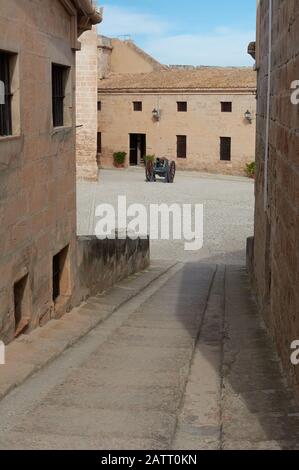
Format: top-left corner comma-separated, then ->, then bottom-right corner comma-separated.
74,236 -> 150,303
76,27 -> 99,181
0,0 -> 78,343
97,92 -> 256,176
0,1 -> 149,347
249,0 -> 299,391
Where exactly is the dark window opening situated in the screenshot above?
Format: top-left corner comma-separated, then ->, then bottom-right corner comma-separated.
177,135 -> 187,159
177,101 -> 187,112
220,137 -> 231,161
221,101 -> 232,113
14,274 -> 30,336
52,245 -> 69,302
0,51 -> 13,136
133,101 -> 142,112
98,101 -> 101,111
97,132 -> 102,154
52,64 -> 67,127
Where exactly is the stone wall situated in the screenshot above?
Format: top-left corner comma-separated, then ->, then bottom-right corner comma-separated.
249,0 -> 299,391
76,27 -> 99,181
97,92 -> 256,176
0,0 -> 78,343
74,236 -> 150,303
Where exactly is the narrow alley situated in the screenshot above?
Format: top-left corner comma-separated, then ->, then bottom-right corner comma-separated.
1,261 -> 299,450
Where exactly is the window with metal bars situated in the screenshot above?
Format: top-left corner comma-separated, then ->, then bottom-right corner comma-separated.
177,101 -> 187,112
221,101 -> 232,113
0,52 -> 13,136
220,137 -> 231,161
177,135 -> 187,159
133,101 -> 142,112
97,132 -> 102,154
52,64 -> 67,127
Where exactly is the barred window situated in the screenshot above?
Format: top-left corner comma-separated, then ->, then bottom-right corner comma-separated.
177,101 -> 187,112
177,135 -> 187,159
133,101 -> 142,112
0,52 -> 13,136
221,102 -> 232,113
52,64 -> 68,127
220,137 -> 231,161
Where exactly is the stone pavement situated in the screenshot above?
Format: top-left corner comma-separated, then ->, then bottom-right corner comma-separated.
0,262 -> 299,450
77,168 -> 254,265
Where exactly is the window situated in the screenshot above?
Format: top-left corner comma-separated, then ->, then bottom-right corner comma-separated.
177,101 -> 187,112
0,51 -> 13,136
52,245 -> 70,302
221,102 -> 232,113
220,137 -> 231,161
52,64 -> 68,127
97,132 -> 102,154
97,101 -> 101,111
177,135 -> 187,159
14,274 -> 30,337
133,101 -> 142,112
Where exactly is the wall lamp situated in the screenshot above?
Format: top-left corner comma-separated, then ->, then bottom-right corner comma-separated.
245,110 -> 253,123
152,108 -> 161,121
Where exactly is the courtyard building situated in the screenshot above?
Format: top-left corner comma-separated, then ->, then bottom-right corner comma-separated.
248,0 -> 299,394
97,37 -> 257,176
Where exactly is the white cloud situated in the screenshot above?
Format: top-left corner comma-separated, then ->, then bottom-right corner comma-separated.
99,5 -> 170,37
143,29 -> 255,67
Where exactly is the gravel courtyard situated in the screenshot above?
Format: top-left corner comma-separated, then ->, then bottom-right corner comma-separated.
77,168 -> 254,265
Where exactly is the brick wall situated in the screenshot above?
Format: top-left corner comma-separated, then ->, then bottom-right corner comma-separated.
250,0 -> 299,391
76,27 -> 99,181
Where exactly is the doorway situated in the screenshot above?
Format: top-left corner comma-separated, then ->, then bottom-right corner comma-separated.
129,134 -> 146,166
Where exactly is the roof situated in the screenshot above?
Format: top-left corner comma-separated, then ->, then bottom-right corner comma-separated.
99,67 -> 256,93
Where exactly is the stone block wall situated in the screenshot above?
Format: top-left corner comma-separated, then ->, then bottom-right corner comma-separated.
74,236 -> 150,303
97,92 -> 256,176
0,0 -> 77,343
250,0 -> 299,391
76,27 -> 99,181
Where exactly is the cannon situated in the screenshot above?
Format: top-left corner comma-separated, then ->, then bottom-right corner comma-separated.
145,157 -> 176,183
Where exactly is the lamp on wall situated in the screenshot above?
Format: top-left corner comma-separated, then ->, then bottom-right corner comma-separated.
152,108 -> 161,121
244,110 -> 253,123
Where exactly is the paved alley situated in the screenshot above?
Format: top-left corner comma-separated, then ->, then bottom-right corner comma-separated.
0,261 -> 299,450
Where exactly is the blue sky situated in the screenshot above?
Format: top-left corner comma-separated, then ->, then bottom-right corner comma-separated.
96,0 -> 256,67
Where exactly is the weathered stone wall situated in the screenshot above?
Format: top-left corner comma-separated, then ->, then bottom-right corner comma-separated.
76,27 -> 99,181
98,36 -> 113,80
74,236 -> 150,302
0,0 -> 77,343
97,92 -> 256,176
249,0 -> 299,391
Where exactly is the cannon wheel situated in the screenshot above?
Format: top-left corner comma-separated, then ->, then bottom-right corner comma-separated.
167,161 -> 176,183
146,160 -> 155,182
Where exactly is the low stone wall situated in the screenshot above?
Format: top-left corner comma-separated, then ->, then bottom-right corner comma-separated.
73,236 -> 150,303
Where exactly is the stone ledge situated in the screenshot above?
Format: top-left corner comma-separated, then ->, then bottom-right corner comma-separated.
0,261 -> 176,401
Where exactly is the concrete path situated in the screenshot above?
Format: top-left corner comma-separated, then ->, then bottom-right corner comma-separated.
0,262 -> 299,450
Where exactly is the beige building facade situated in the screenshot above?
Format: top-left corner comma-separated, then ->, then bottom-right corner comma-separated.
0,0 -> 102,343
248,0 -> 299,392
97,38 -> 257,176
